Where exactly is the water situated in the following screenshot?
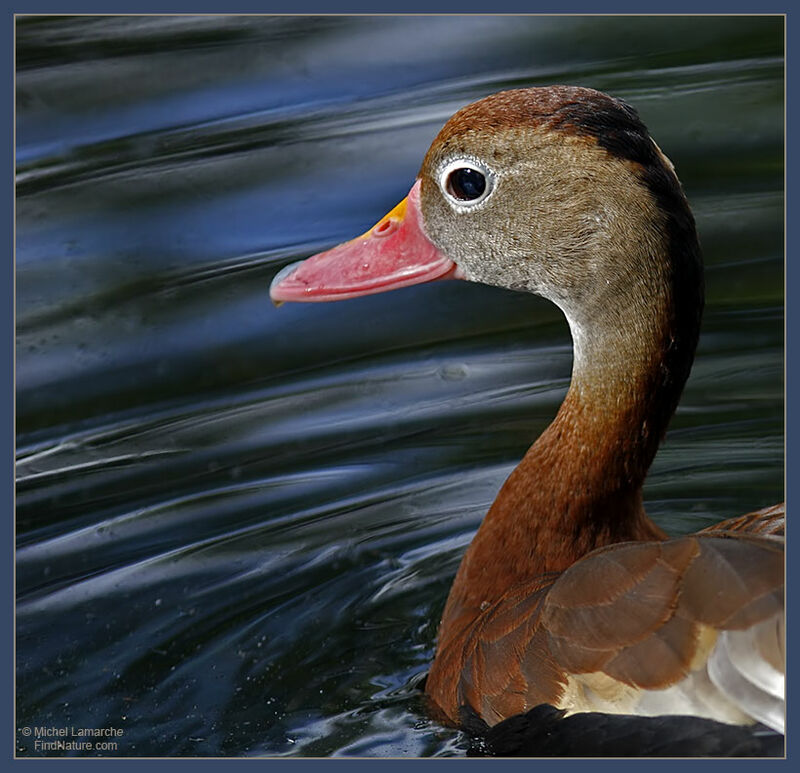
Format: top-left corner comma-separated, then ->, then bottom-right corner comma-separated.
15,15 -> 784,757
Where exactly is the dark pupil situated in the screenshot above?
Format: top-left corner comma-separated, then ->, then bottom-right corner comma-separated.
447,167 -> 486,201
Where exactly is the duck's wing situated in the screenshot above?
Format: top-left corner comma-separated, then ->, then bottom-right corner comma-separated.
432,572 -> 570,727
540,535 -> 784,731
453,535 -> 784,734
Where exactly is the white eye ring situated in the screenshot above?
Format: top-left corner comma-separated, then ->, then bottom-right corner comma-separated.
438,158 -> 496,210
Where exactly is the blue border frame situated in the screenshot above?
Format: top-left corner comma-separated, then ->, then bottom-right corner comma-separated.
6,3 -> 792,771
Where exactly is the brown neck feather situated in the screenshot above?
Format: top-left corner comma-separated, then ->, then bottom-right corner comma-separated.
437,174 -> 703,639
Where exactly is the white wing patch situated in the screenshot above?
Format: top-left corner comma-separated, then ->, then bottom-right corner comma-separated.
708,613 -> 784,732
557,613 -> 784,733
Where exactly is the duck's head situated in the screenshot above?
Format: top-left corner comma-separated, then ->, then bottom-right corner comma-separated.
270,86 -> 701,359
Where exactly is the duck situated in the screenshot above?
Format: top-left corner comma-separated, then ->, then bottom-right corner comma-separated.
269,86 -> 784,755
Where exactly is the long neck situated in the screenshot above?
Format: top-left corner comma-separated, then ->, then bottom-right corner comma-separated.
438,212 -> 703,637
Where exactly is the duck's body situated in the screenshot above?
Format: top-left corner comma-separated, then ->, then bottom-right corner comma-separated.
270,86 -> 784,750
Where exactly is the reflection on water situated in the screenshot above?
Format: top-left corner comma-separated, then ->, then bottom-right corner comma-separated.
15,15 -> 783,757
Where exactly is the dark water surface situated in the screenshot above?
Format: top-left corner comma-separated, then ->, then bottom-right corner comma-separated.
15,15 -> 784,757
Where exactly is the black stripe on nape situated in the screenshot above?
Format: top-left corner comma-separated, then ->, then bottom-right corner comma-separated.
553,91 -> 705,441
552,94 -> 659,168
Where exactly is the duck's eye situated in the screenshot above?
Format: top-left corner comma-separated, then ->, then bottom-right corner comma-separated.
447,167 -> 486,201
439,159 -> 494,208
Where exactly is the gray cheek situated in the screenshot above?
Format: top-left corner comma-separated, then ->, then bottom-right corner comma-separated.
421,193 -> 552,296
461,252 -> 545,296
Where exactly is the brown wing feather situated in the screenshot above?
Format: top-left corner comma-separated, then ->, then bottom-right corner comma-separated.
699,502 -> 784,537
543,535 -> 782,690
428,579 -> 562,725
441,533 -> 783,725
